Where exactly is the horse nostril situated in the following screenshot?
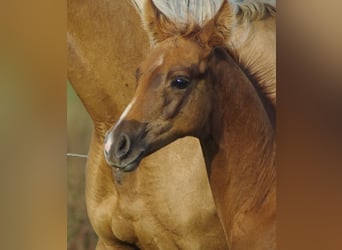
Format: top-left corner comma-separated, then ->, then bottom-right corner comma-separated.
115,132 -> 131,160
118,137 -> 126,151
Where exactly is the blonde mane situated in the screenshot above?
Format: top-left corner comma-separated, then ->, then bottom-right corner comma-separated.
130,0 -> 276,26
233,0 -> 276,23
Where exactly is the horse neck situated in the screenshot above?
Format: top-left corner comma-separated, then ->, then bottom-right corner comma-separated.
67,0 -> 149,123
200,56 -> 276,239
229,15 -> 276,107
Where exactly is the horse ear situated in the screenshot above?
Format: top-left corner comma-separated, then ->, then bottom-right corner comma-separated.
198,0 -> 233,48
142,0 -> 177,45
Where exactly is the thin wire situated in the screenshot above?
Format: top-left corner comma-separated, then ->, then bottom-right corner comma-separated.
67,153 -> 88,158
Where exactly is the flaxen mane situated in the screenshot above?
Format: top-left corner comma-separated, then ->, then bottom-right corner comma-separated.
233,0 -> 276,23
131,0 -> 276,26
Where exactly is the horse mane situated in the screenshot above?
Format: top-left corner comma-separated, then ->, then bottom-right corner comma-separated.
130,0 -> 221,25
130,0 -> 276,26
232,0 -> 276,23
228,47 -> 276,127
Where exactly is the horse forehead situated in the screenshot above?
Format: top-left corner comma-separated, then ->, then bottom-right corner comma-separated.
138,50 -> 165,75
157,41 -> 201,64
164,39 -> 201,58
141,39 -> 202,73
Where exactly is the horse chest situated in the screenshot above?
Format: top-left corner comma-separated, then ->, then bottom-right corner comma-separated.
109,186 -> 191,249
105,139 -> 228,249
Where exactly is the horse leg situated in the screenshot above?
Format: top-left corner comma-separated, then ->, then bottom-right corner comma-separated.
95,240 -> 106,250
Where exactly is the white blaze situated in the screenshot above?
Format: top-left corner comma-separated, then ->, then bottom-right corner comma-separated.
104,52 -> 163,154
104,97 -> 136,154
104,135 -> 113,153
118,97 -> 136,123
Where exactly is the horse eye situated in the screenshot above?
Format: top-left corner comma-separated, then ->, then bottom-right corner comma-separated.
171,77 -> 190,89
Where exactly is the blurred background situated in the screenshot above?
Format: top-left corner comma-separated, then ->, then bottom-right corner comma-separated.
67,82 -> 97,250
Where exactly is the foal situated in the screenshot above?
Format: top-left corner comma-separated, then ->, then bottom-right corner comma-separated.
68,0 -> 227,248
104,3 -> 276,248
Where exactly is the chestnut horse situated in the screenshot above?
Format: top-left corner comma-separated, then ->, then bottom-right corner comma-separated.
132,0 -> 276,107
104,1 -> 275,249
68,0 -> 227,249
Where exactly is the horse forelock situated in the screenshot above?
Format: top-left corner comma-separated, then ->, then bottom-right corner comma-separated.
156,19 -> 202,42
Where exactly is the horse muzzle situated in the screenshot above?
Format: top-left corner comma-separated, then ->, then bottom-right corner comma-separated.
103,120 -> 148,172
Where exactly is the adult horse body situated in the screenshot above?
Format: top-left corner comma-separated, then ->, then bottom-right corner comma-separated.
104,0 -> 276,249
68,0 -> 227,249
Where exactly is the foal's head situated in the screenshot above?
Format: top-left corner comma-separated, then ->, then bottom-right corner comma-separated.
104,0 -> 233,171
